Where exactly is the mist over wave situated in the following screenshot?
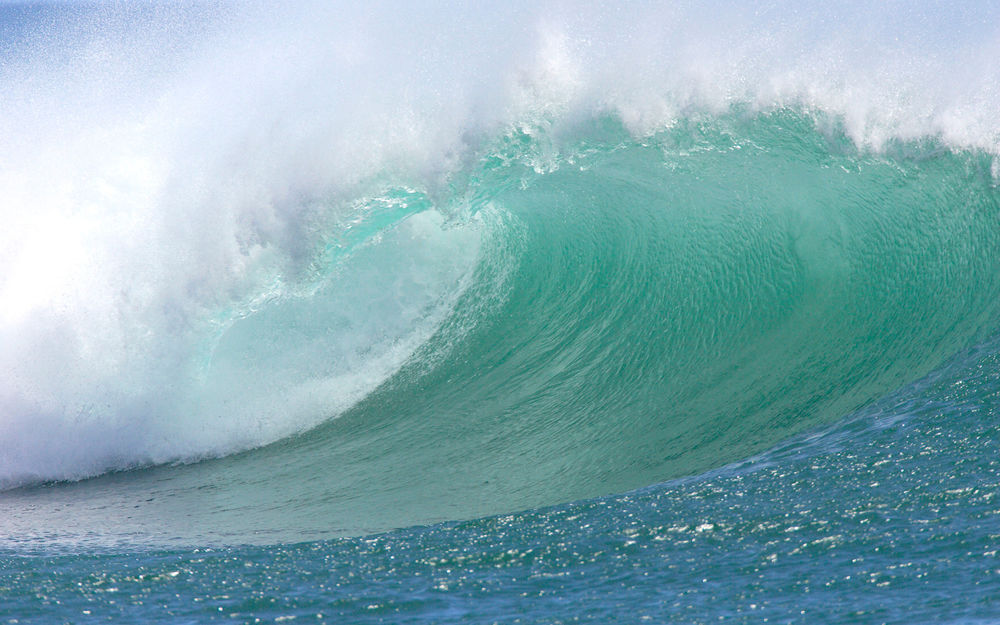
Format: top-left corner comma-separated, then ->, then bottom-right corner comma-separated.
2,0 -> 1000,493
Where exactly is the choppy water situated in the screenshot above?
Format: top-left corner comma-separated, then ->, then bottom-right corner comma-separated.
2,2 -> 1000,623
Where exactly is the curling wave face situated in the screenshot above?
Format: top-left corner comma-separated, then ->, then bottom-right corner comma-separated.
2,1 -> 1000,546
4,111 -> 1000,546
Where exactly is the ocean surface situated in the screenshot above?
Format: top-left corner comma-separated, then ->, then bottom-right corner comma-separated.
2,2 -> 1000,623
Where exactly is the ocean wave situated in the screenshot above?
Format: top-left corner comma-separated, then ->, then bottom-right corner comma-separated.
2,2 -> 1000,544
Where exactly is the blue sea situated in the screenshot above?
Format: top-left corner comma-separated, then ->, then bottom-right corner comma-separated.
2,2 -> 1000,623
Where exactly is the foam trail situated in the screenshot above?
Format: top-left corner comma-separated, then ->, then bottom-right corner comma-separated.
1,1 -> 1000,489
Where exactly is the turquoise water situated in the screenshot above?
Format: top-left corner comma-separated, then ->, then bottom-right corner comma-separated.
3,2 -> 1000,623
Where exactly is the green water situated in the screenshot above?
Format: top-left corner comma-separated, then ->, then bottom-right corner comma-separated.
4,111 -> 999,550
